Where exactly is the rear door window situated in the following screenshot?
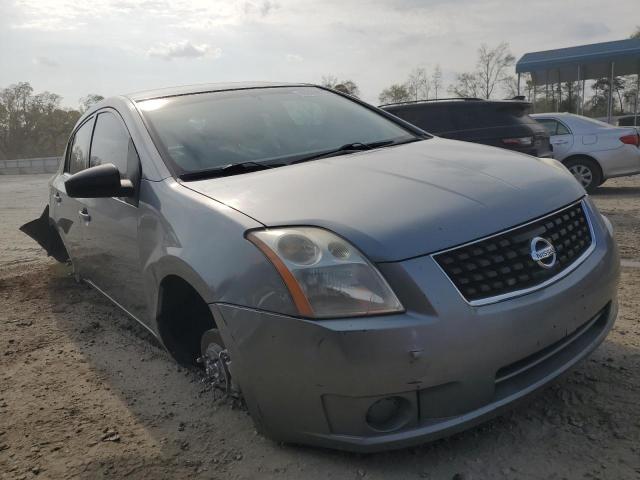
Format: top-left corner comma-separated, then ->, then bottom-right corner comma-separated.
537,119 -> 559,136
66,118 -> 94,174
418,105 -> 457,133
388,105 -> 456,133
556,121 -> 571,135
456,103 -> 537,130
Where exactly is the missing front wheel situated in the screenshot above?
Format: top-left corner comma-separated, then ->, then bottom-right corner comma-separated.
198,329 -> 242,404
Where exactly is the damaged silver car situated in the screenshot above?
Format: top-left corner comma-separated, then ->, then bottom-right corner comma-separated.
23,83 -> 620,452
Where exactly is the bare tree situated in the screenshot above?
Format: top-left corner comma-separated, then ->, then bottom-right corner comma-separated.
405,67 -> 430,101
378,84 -> 412,104
504,76 -> 519,98
321,75 -> 339,89
431,65 -> 443,100
320,76 -> 360,97
632,26 -> 640,39
476,42 -> 515,99
448,72 -> 483,98
449,42 -> 515,99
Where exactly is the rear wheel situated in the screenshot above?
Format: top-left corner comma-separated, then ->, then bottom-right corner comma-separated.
564,157 -> 602,193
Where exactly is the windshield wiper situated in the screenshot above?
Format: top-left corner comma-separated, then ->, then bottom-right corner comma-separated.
291,138 -> 421,165
179,137 -> 425,180
179,161 -> 284,181
290,142 -> 379,165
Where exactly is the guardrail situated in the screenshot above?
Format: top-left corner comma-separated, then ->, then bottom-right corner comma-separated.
0,157 -> 62,175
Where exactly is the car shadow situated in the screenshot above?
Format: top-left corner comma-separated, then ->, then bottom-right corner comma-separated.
593,185 -> 640,197
38,263 -> 640,479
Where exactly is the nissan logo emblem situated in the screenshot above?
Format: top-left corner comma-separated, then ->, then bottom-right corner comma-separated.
530,236 -> 557,269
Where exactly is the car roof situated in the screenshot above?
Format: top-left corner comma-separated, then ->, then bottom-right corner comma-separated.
530,112 -> 574,118
381,98 -> 531,109
126,81 -> 311,102
531,112 -> 601,123
531,112 -> 627,132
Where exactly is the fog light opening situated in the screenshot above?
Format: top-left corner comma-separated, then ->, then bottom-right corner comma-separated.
365,396 -> 412,432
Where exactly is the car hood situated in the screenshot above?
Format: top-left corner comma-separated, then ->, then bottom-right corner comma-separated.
185,138 -> 584,262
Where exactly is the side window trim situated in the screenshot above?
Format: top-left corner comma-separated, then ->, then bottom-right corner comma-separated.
89,107 -> 142,170
555,119 -> 572,135
63,135 -> 74,174
65,115 -> 95,174
88,107 -> 142,207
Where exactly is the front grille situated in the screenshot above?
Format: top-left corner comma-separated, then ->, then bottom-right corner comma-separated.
434,200 -> 594,305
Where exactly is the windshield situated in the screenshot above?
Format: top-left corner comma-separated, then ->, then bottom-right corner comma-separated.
138,86 -> 420,176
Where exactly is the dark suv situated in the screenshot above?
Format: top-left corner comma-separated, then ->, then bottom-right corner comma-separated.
381,98 -> 553,158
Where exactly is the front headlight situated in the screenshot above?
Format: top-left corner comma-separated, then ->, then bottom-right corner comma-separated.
247,227 -> 404,318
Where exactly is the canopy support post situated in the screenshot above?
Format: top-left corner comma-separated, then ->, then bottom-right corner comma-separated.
607,61 -> 615,124
577,64 -> 582,115
556,70 -> 561,112
532,81 -> 537,113
517,73 -> 521,97
545,71 -> 549,111
635,65 -> 639,127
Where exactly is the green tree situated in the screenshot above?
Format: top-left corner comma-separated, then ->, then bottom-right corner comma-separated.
631,26 -> 640,39
0,82 -> 81,159
378,84 -> 412,104
560,81 -> 580,113
79,94 -> 105,113
589,77 -> 627,116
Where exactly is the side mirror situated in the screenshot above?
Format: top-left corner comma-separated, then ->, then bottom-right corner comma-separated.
65,163 -> 135,198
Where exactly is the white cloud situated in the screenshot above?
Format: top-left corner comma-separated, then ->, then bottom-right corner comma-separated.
33,56 -> 60,68
2,0 -> 640,107
242,0 -> 277,17
147,41 -> 222,60
286,53 -> 303,63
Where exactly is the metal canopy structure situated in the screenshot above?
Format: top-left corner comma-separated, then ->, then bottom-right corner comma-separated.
515,39 -> 640,124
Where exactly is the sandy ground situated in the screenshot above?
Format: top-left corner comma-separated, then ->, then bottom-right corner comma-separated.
0,174 -> 639,480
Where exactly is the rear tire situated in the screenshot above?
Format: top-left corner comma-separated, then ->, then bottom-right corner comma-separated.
564,157 -> 602,193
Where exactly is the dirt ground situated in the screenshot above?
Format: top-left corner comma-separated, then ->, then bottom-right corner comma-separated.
1,174 -> 639,480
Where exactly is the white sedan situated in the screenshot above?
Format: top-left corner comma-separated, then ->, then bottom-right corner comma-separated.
532,113 -> 640,192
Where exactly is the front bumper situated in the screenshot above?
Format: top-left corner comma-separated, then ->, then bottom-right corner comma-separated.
211,204 -> 620,452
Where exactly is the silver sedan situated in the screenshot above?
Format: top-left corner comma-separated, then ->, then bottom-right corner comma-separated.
23,83 -> 619,452
532,112 -> 640,192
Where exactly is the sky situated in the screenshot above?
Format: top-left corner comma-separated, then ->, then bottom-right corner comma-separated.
0,0 -> 638,108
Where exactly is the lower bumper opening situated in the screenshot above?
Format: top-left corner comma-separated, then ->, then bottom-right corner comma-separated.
494,303 -> 610,398
321,303 -> 613,441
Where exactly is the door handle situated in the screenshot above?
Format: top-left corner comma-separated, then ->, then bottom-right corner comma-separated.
78,208 -> 91,222
54,192 -> 62,204
553,140 -> 568,145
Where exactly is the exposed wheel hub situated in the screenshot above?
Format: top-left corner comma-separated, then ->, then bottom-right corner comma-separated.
197,329 -> 240,400
201,342 -> 231,392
